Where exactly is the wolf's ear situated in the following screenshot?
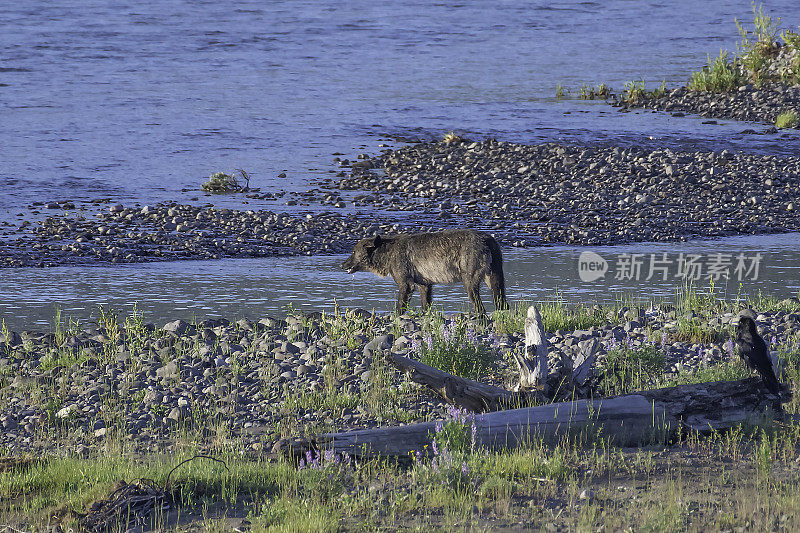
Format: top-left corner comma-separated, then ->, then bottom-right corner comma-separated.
368,235 -> 382,248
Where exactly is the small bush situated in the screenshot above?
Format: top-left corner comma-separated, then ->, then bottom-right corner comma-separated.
443,131 -> 463,144
555,82 -> 565,99
623,79 -> 646,103
600,343 -> 666,396
775,110 -> 799,129
411,316 -> 495,379
688,51 -> 744,92
201,169 -> 251,193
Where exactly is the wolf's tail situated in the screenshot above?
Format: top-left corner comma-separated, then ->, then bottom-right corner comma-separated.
488,237 -> 509,310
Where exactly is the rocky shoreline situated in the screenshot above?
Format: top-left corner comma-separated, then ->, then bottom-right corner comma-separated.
1,301 -> 798,456
616,82 -> 800,127
3,138 -> 800,267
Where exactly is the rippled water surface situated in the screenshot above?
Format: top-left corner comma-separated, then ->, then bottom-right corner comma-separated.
3,0 -> 800,218
2,233 -> 798,332
3,1 -> 800,329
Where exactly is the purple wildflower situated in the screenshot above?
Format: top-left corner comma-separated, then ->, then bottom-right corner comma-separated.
441,323 -> 451,343
425,335 -> 433,350
298,459 -> 305,470
661,331 -> 667,349
324,449 -> 335,465
461,462 -> 469,475
435,420 -> 443,433
726,339 -> 735,360
771,336 -> 777,347
431,438 -> 439,456
411,338 -> 422,353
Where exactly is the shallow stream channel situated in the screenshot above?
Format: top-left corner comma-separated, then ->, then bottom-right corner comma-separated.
1,232 -> 798,333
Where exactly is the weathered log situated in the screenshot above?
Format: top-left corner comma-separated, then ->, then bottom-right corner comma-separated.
280,305 -> 789,459
300,378 -> 784,458
312,394 -> 670,457
515,305 -> 548,391
387,304 -> 549,412
388,353 -> 533,412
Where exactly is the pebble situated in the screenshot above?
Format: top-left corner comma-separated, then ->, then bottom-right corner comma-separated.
0,302 -> 797,456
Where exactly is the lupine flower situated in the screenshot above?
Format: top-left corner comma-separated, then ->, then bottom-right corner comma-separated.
425,335 -> 433,350
771,336 -> 777,347
431,438 -> 439,456
441,323 -> 451,343
661,331 -> 667,349
298,459 -> 305,470
411,338 -> 422,353
461,462 -> 469,475
726,339 -> 735,360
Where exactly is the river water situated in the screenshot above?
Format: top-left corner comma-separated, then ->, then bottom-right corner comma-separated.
4,0 -> 800,216
2,233 -> 798,332
3,1 -> 800,331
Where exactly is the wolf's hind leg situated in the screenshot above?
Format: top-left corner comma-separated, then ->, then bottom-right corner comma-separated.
486,272 -> 509,310
419,284 -> 433,311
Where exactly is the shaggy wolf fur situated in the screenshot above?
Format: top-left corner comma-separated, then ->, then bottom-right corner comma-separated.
736,316 -> 782,395
341,229 -> 508,314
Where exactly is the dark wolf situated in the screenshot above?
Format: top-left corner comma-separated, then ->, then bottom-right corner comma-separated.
341,229 -> 509,314
736,316 -> 782,395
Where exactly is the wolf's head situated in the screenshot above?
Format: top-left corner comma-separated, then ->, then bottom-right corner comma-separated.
341,235 -> 384,274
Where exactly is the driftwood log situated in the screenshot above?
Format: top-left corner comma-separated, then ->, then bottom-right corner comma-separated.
285,306 -> 789,458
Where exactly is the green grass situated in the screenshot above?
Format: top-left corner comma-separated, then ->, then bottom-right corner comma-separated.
688,50 -> 744,92
493,298 -> 608,336
600,344 -> 666,396
776,109 -> 799,128
623,79 -> 646,103
736,2 -> 781,86
412,313 -> 495,379
201,169 -> 251,193
579,83 -> 611,100
5,419 -> 800,531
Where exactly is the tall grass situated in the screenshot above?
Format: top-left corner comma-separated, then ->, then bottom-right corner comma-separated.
688,50 -> 744,92
776,110 -> 799,129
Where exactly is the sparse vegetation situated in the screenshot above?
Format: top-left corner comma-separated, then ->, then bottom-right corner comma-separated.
688,50 -> 744,92
579,83 -> 611,100
736,1 -> 782,86
201,168 -> 251,193
442,131 -> 463,144
775,109 -> 799,128
1,286 -> 800,530
623,79 -> 647,103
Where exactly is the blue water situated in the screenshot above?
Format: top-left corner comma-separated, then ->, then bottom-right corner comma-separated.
3,0 -> 800,219
2,233 -> 798,332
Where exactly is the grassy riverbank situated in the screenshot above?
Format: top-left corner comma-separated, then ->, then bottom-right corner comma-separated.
1,286 -> 799,530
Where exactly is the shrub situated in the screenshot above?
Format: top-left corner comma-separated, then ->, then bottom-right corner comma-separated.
201,169 -> 251,193
411,316 -> 495,379
775,110 -> 799,129
688,51 -> 744,92
600,342 -> 666,396
623,79 -> 646,103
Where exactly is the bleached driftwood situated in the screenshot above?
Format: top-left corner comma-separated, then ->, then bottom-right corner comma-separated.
279,306 -> 789,459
